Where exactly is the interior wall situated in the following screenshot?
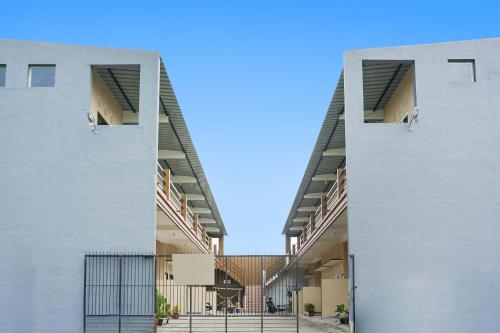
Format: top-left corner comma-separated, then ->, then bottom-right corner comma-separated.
302,287 -> 322,313
91,70 -> 124,125
383,66 -> 414,123
321,279 -> 348,317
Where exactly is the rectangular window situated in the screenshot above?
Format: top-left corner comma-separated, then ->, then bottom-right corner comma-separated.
0,65 -> 5,87
362,60 -> 416,123
447,59 -> 476,82
29,65 -> 56,87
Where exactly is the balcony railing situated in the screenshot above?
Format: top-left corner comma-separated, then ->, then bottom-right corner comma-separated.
156,163 -> 215,253
294,167 -> 347,254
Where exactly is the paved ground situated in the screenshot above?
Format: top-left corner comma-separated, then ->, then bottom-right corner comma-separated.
158,314 -> 348,332
299,315 -> 348,333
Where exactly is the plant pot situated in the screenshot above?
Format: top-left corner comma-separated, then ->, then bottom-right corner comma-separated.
162,317 -> 169,325
308,311 -> 314,317
157,318 -> 163,326
173,313 -> 179,319
340,317 -> 349,325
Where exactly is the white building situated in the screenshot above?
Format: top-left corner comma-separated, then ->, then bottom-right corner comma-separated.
0,40 -> 226,333
283,38 -> 500,333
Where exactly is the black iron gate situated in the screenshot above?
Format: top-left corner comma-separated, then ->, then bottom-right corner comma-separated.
84,254 -> 299,333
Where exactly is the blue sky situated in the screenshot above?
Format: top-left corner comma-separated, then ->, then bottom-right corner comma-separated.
3,1 -> 499,254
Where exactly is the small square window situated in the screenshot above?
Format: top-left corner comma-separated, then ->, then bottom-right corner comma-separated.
29,65 -> 56,87
0,65 -> 5,87
448,59 -> 476,82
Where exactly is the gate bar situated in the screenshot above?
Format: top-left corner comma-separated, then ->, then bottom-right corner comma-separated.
118,256 -> 122,332
260,256 -> 263,333
189,286 -> 192,332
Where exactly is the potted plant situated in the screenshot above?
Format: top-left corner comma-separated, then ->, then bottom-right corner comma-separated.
162,303 -> 171,325
155,290 -> 167,326
304,303 -> 315,317
172,305 -> 180,319
335,304 -> 349,325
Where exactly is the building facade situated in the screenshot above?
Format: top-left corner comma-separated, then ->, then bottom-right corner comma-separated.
0,40 -> 226,333
283,38 -> 500,332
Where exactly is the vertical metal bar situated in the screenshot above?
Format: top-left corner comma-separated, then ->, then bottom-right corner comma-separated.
350,254 -> 356,333
260,256 -> 264,333
296,258 -> 299,333
154,255 -> 157,330
83,255 -> 87,333
118,255 -> 122,333
224,256 -> 228,333
189,285 -> 192,333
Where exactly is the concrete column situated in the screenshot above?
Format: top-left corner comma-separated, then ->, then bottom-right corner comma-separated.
286,235 -> 291,254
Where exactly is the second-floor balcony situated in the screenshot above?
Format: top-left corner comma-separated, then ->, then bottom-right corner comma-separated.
156,162 -> 217,254
293,167 -> 347,255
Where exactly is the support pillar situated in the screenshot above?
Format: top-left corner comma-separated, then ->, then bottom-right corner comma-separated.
181,194 -> 187,219
193,213 -> 199,234
219,236 -> 224,255
321,194 -> 327,219
162,168 -> 171,200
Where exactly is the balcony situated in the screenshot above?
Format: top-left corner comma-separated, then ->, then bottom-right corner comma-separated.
293,167 -> 347,255
156,163 -> 216,254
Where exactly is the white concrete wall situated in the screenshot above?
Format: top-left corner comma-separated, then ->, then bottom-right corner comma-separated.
0,40 -> 160,333
344,38 -> 500,333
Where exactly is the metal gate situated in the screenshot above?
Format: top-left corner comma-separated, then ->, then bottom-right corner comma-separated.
84,254 -> 299,333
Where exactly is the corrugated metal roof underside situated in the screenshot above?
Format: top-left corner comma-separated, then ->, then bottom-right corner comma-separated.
283,60 -> 412,235
158,59 -> 226,236
282,72 -> 346,235
95,62 -> 226,236
94,65 -> 140,113
363,60 -> 412,112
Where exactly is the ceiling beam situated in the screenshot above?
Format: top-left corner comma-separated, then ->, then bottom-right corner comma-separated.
292,217 -> 309,223
304,192 -> 324,199
158,150 -> 186,160
205,227 -> 220,233
339,113 -> 345,120
289,227 -> 303,231
323,148 -> 346,157
311,174 -> 336,182
364,110 -> 384,121
186,194 -> 205,201
191,207 -> 211,214
297,206 -> 317,212
199,218 -> 217,225
159,114 -> 169,123
171,175 -> 197,184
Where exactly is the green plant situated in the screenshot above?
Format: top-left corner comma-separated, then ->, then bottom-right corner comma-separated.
173,305 -> 180,315
155,290 -> 170,319
304,303 -> 314,313
335,304 -> 349,324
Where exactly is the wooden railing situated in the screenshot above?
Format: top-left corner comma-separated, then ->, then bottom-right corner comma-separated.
294,167 -> 347,253
156,163 -> 215,253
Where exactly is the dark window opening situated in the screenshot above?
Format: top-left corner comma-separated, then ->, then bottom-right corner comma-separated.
448,59 -> 476,82
362,60 -> 416,123
90,65 -> 140,125
0,65 -> 6,87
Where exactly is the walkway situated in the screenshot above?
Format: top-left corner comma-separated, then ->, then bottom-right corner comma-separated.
157,315 -> 348,332
299,315 -> 348,333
